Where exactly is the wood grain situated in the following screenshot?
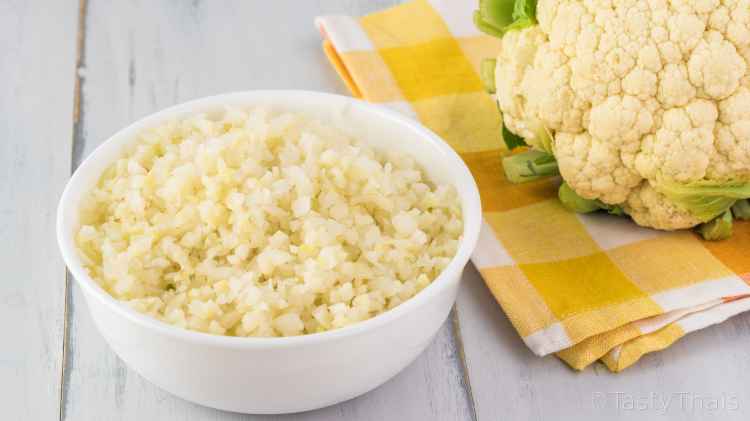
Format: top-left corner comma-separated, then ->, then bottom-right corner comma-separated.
61,1 -> 474,420
5,1 -> 750,420
0,1 -> 78,420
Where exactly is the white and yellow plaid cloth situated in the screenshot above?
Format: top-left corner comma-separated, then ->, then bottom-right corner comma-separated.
316,0 -> 750,371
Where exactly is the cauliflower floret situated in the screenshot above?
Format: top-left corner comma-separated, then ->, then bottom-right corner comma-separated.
710,87 -> 750,178
495,0 -> 750,229
624,183 -> 703,230
688,33 -> 747,99
635,102 -> 718,183
496,26 -> 549,144
554,132 -> 641,204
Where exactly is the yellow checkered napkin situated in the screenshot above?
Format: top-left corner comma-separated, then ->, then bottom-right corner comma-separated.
315,0 -> 750,371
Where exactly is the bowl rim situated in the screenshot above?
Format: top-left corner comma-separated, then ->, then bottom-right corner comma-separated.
57,90 -> 482,349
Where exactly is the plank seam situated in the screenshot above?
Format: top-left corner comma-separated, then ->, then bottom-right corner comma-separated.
60,0 -> 89,420
71,0 -> 89,171
452,305 -> 479,421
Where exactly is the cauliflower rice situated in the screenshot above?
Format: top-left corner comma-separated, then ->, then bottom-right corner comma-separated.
76,107 -> 462,337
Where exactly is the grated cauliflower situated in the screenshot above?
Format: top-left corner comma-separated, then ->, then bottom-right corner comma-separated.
476,0 -> 750,235
75,108 -> 462,337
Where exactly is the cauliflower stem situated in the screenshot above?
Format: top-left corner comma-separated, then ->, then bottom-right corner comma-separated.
481,58 -> 497,93
558,182 -> 625,215
558,182 -> 601,213
697,211 -> 733,241
503,149 -> 559,183
732,199 -> 750,220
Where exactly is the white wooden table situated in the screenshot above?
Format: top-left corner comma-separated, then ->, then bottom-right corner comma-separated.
3,1 -> 750,420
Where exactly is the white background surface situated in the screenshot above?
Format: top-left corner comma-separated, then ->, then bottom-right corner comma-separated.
2,1 -> 750,420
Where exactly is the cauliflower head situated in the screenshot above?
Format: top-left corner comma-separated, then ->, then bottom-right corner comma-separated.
479,0 -> 750,231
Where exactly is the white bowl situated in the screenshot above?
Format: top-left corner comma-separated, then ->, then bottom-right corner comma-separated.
57,91 -> 481,414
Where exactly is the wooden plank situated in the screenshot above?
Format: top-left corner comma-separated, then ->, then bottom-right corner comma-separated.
62,1 -> 475,419
456,263 -> 750,421
0,1 -> 79,420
